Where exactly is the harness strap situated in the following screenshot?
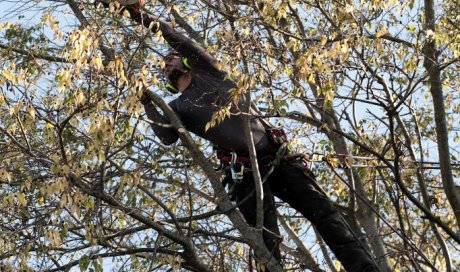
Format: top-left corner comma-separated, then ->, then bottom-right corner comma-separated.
217,153 -> 252,163
270,142 -> 289,167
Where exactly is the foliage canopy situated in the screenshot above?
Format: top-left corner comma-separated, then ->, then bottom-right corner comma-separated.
0,0 -> 459,271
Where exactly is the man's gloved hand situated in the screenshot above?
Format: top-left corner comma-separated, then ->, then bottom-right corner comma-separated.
139,91 -> 151,105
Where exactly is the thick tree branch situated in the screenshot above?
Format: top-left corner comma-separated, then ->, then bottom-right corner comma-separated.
66,0 -> 115,61
423,0 -> 460,231
0,43 -> 68,63
68,173 -> 212,272
143,89 -> 283,271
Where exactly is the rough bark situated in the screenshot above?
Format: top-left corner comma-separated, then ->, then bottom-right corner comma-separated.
272,5 -> 390,268
145,90 -> 284,271
309,82 -> 392,272
277,212 -> 322,272
423,0 -> 460,231
397,114 -> 453,271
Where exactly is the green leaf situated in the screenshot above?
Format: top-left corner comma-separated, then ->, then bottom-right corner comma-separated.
79,255 -> 90,271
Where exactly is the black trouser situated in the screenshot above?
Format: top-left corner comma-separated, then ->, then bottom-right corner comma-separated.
227,161 -> 379,272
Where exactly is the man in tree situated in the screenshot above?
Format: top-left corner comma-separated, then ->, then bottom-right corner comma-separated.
113,2 -> 380,271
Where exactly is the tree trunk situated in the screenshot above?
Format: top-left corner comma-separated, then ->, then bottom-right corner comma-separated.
423,0 -> 460,231
309,82 -> 393,272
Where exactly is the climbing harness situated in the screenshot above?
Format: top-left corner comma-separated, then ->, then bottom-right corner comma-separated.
266,127 -> 288,146
215,128 -> 290,212
214,131 -> 391,269
261,142 -> 289,183
216,127 -> 290,183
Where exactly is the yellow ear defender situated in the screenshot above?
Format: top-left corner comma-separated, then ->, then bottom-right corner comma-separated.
165,82 -> 179,93
165,57 -> 191,93
182,57 -> 191,70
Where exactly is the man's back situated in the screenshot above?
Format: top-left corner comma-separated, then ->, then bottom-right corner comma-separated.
168,69 -> 271,154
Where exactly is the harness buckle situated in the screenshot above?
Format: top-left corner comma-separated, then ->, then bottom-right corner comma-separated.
230,151 -> 244,183
266,127 -> 288,146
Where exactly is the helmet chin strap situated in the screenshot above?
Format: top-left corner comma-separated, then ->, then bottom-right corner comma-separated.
165,82 -> 179,93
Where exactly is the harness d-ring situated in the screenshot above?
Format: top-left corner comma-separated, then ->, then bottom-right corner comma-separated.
230,151 -> 244,183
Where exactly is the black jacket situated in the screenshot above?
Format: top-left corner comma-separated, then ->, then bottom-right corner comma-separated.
143,17 -> 271,154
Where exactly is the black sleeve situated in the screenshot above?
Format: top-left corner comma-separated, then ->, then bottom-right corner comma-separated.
143,101 -> 179,145
158,21 -> 221,72
126,6 -> 223,73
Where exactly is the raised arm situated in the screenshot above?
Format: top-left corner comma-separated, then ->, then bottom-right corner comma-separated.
125,5 -> 220,72
140,94 -> 179,145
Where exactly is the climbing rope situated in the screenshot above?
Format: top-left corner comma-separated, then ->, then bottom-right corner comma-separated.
298,151 -> 460,170
325,161 -> 440,272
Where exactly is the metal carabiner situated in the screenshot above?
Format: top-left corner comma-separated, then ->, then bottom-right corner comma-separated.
230,151 -> 244,183
231,151 -> 237,165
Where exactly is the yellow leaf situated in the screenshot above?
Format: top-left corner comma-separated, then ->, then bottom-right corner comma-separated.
345,4 -> 355,13
59,194 -> 68,208
61,165 -> 70,175
375,27 -> 387,38
47,229 -> 61,247
308,73 -> 316,84
320,36 -> 328,46
340,41 -> 349,54
27,104 -> 35,119
345,156 -> 354,167
52,154 -> 60,163
256,263 -> 266,272
91,55 -> 103,71
334,259 -> 342,270
17,192 -> 27,207
204,121 -> 212,132
0,168 -> 11,182
2,69 -> 15,82
75,90 -> 86,105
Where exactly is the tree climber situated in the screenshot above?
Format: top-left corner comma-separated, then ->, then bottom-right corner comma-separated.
107,2 -> 381,271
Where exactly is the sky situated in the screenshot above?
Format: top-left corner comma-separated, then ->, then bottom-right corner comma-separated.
1,1 -> 459,270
